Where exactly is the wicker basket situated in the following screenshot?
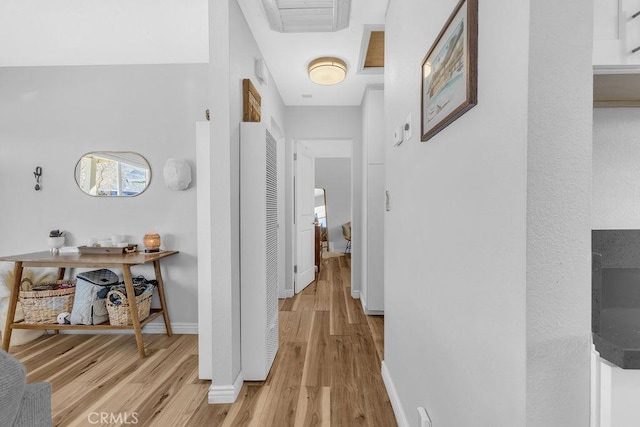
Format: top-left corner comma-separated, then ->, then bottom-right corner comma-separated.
19,279 -> 76,324
106,288 -> 153,326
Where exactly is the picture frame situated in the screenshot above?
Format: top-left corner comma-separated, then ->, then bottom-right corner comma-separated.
420,0 -> 478,142
243,79 -> 262,122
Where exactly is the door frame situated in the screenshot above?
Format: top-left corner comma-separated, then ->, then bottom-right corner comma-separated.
291,138 -> 353,294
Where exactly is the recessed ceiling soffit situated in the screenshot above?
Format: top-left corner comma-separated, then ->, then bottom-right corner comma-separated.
260,0 -> 351,33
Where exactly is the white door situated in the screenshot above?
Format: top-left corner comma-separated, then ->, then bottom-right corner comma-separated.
295,142 -> 316,293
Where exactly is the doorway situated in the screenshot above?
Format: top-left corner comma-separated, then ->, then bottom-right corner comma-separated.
293,139 -> 352,294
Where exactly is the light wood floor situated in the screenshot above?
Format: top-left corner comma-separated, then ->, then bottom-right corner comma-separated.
11,254 -> 396,426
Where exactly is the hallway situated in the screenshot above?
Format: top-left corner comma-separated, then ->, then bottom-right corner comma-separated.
215,253 -> 396,425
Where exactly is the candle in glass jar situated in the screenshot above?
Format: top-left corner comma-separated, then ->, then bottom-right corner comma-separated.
143,233 -> 161,253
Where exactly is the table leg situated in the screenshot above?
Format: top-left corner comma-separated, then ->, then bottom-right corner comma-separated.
153,260 -> 173,336
52,268 -> 66,335
122,265 -> 146,358
2,262 -> 23,352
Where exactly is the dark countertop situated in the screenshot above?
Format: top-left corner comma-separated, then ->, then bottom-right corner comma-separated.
594,308 -> 640,369
592,231 -> 640,368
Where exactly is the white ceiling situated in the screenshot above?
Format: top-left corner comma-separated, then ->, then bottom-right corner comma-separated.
237,0 -> 389,106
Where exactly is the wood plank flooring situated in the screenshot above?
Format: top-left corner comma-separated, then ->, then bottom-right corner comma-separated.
10,253 -> 396,426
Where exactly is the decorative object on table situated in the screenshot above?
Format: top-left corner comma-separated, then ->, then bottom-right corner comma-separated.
18,279 -> 76,325
111,234 -> 126,246
98,238 -> 112,247
106,276 -> 156,326
69,269 -> 119,325
56,311 -> 71,324
242,79 -> 261,122
47,230 -> 66,254
420,0 -> 478,142
77,244 -> 137,255
163,159 -> 192,191
33,166 -> 42,191
143,233 -> 161,253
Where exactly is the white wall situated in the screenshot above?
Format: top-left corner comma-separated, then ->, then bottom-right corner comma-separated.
201,0 -> 286,400
0,64 -> 207,329
384,0 -> 592,426
285,106 -> 362,295
315,158 -> 351,252
361,87 -> 384,313
0,0 -> 208,66
593,108 -> 640,229
526,0 -> 592,423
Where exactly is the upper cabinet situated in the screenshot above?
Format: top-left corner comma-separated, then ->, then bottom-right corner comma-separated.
594,0 -> 640,106
594,0 -> 640,69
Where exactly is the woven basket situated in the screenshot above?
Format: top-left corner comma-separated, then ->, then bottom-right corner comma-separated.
19,279 -> 76,324
106,288 -> 153,326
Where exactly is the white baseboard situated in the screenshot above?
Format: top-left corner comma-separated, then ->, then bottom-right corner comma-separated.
382,361 -> 410,427
59,322 -> 198,335
284,289 -> 294,298
360,298 -> 384,315
351,290 -> 360,299
145,322 -> 198,334
208,371 -> 244,404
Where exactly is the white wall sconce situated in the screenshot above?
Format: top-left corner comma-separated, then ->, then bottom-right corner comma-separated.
163,159 -> 192,191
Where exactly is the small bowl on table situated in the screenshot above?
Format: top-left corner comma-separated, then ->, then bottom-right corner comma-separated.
47,236 -> 65,254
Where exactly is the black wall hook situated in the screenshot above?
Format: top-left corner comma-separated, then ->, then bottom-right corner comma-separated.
34,166 -> 42,191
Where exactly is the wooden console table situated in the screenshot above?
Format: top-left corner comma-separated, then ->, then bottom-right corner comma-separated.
0,250 -> 178,358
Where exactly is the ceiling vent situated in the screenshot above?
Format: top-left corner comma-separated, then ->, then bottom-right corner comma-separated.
260,0 -> 351,33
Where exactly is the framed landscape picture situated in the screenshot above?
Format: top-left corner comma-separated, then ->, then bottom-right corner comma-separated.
421,0 -> 478,142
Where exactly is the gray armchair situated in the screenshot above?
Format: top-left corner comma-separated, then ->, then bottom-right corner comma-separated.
0,350 -> 52,427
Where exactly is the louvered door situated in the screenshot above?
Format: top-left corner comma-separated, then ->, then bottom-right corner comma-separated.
240,122 -> 279,380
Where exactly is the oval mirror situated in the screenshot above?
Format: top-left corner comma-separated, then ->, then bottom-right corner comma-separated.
74,151 -> 151,197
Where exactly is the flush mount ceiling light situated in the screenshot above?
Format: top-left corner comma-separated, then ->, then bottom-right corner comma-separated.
308,57 -> 347,85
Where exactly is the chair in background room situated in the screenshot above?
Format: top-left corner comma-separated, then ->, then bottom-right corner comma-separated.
342,222 -> 351,253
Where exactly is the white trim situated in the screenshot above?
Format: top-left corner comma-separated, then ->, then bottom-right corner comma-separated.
357,24 -> 385,75
196,120 -> 213,379
145,322 -> 197,334
351,289 -> 360,299
382,361 -> 409,427
359,295 -> 384,315
59,322 -> 198,335
363,307 -> 384,316
593,65 -> 640,74
591,343 -> 601,427
284,289 -> 295,298
208,371 -> 244,404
